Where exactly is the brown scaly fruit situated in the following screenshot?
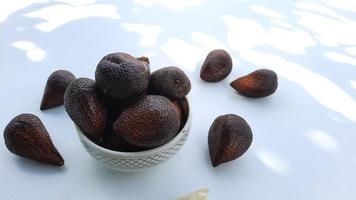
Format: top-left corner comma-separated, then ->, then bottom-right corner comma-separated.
64,78 -> 106,141
40,70 -> 76,110
148,67 -> 191,99
95,52 -> 150,102
172,100 -> 182,123
137,56 -> 150,68
102,95 -> 127,120
100,109 -> 147,152
200,49 -> 233,82
230,69 -> 278,98
3,114 -> 64,166
172,98 -> 189,130
113,95 -> 180,148
101,131 -> 148,152
176,98 -> 189,126
208,114 -> 253,167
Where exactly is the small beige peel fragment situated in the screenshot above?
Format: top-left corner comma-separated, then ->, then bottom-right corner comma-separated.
173,188 -> 209,200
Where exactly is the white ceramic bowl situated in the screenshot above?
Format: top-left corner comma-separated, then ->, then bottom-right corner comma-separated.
75,98 -> 191,172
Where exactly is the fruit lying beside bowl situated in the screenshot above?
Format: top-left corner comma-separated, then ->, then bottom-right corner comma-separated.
64,52 -> 192,171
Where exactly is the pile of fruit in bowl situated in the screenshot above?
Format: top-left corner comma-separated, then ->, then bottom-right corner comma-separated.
64,52 -> 192,171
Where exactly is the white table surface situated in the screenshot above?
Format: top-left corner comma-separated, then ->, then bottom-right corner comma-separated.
1,0 -> 356,199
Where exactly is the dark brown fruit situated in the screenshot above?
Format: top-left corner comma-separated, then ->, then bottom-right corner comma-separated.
101,131 -> 147,152
208,114 -> 253,167
113,95 -> 180,148
101,120 -> 147,152
172,98 -> 190,130
172,100 -> 182,122
102,95 -> 127,120
95,52 -> 150,102
40,70 -> 76,110
100,110 -> 146,152
176,98 -> 189,127
200,49 -> 232,82
148,66 -> 191,99
136,56 -> 150,68
64,78 -> 106,141
230,69 -> 278,98
3,114 -> 64,166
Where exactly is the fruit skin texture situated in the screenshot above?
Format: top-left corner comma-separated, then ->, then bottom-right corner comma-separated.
113,95 -> 180,148
95,52 -> 150,102
148,66 -> 191,99
136,56 -> 150,68
40,70 -> 76,110
208,114 -> 253,167
103,95 -> 127,120
64,78 -> 106,141
172,98 -> 189,130
200,49 -> 232,82
100,110 -> 147,152
3,114 -> 64,166
172,100 -> 182,123
230,69 -> 278,98
176,98 -> 189,126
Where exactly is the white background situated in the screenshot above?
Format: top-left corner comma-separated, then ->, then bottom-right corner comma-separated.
1,0 -> 356,199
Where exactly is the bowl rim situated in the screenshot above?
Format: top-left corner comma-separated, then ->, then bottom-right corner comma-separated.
76,96 -> 192,158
